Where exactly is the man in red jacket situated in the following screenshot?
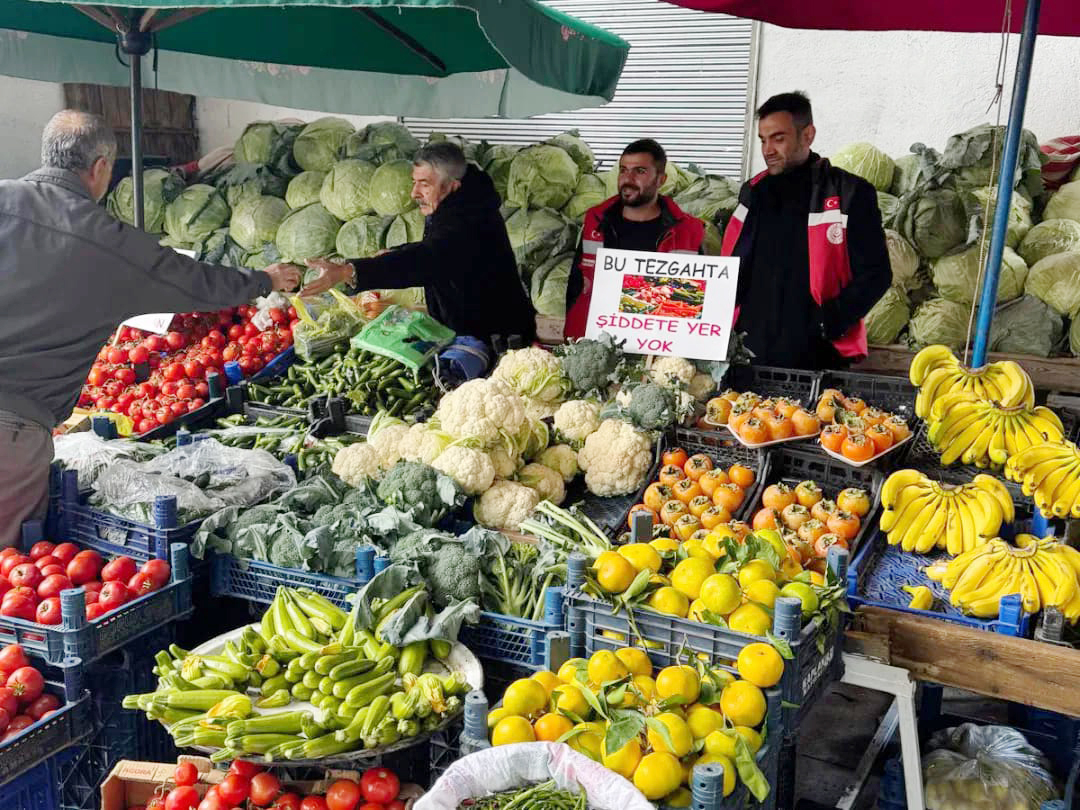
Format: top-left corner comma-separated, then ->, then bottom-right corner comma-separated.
564,139 -> 704,339
723,92 -> 890,369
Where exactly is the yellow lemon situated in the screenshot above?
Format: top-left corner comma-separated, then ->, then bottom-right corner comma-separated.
567,722 -> 604,761
648,586 -> 690,618
682,538 -> 717,563
646,712 -> 694,757
663,787 -> 692,807
720,680 -> 767,728
655,665 -> 701,704
737,559 -> 777,589
503,678 -> 549,717
702,533 -> 728,560
703,729 -> 739,759
736,726 -> 763,754
619,543 -> 663,574
557,658 -> 586,684
602,736 -> 643,780
633,752 -> 684,800
596,552 -> 637,594
492,715 -> 536,745
780,581 -> 820,617
533,712 -> 574,742
670,557 -> 717,601
650,536 -> 681,554
692,754 -> 737,796
530,670 -> 561,697
688,599 -> 708,622
755,528 -> 788,559
631,674 -> 657,703
553,681 -> 590,717
699,573 -> 742,615
727,603 -> 772,637
587,649 -> 629,685
487,707 -> 513,730
686,704 -> 726,740
615,647 -> 653,677
743,579 -> 781,609
736,642 -> 784,688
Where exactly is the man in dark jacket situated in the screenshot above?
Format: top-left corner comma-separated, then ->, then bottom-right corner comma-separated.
722,92 -> 891,369
564,139 -> 705,339
302,143 -> 536,345
0,110 -> 300,547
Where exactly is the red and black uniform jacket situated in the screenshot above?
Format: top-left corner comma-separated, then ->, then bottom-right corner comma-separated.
565,195 -> 705,339
722,155 -> 890,363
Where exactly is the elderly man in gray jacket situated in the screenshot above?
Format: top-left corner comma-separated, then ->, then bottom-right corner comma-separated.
0,110 -> 300,547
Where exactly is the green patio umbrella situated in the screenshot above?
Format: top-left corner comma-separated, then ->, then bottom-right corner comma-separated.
0,0 -> 628,225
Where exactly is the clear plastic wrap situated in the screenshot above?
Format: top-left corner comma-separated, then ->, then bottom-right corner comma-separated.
923,723 -> 1059,810
89,438 -> 296,524
53,432 -> 166,489
250,291 -> 294,331
291,289 -> 367,361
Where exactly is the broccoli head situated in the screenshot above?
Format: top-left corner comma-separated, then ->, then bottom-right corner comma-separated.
376,461 -> 460,528
426,543 -> 481,608
627,383 -> 677,431
389,528 -> 447,564
557,334 -> 625,398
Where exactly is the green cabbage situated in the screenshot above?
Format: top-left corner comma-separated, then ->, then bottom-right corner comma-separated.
890,154 -> 923,196
877,192 -> 899,228
384,208 -> 426,249
106,168 -> 185,233
548,131 -> 595,175
931,244 -> 1027,306
1044,180 -> 1080,224
482,145 -> 521,202
674,175 -> 740,224
865,284 -> 911,345
234,121 -> 301,170
505,207 -> 577,277
1025,252 -> 1080,317
274,203 -> 342,262
962,186 -> 1032,248
229,195 -> 290,252
425,132 -> 477,162
293,117 -> 355,172
908,297 -> 972,350
530,252 -> 573,317
831,142 -> 895,191
369,160 -> 418,217
163,184 -> 231,246
507,145 -> 580,210
336,215 -> 393,258
940,124 -> 1045,197
896,188 -> 967,259
562,173 -> 606,220
319,159 -> 378,220
885,230 -> 920,290
989,295 -> 1063,358
286,171 -> 327,209
1018,219 -> 1080,266
361,122 -> 419,160
213,163 -> 289,208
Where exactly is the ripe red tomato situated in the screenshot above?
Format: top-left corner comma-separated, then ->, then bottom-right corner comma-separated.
0,581 -> 10,601
0,593 -> 37,621
142,559 -> 171,589
268,308 -> 288,325
114,367 -> 137,386
360,769 -> 399,805
228,760 -> 263,780
26,693 -> 59,720
218,774 -> 250,806
37,574 -> 72,600
129,346 -> 150,365
1,555 -> 30,578
27,543 -> 54,562
272,794 -> 301,810
4,714 -> 34,740
164,363 -> 186,383
126,572 -> 158,597
51,544 -> 79,565
9,564 -> 42,591
244,322 -> 260,338
98,581 -> 132,612
66,554 -> 101,587
176,384 -> 197,400
84,589 -> 99,606
174,761 -> 199,787
86,603 -> 107,621
165,332 -> 185,350
107,347 -> 126,365
301,798 -> 329,810
197,795 -> 227,810
7,666 -> 44,703
326,780 -> 362,810
138,382 -> 157,398
170,401 -> 189,418
165,786 -> 201,810
35,597 -> 62,625
0,687 -> 16,719
138,418 -> 158,434
101,556 -> 138,584
249,772 -> 281,806
183,360 -> 204,380
228,324 -> 244,340
33,555 -> 60,571
87,367 -> 108,386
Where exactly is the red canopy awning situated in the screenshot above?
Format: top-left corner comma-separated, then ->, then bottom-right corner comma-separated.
660,0 -> 1080,37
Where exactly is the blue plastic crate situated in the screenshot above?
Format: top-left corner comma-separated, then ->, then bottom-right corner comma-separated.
208,549 -> 375,608
0,543 -> 193,666
458,588 -> 567,669
0,653 -> 92,789
428,719 -> 462,784
727,365 -> 821,405
672,426 -> 771,521
0,758 -> 58,810
845,530 -> 1031,637
250,345 -> 296,381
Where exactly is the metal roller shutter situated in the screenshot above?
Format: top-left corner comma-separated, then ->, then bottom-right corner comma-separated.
403,1 -> 756,178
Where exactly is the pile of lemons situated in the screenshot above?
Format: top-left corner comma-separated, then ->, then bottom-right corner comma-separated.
488,644 -> 783,805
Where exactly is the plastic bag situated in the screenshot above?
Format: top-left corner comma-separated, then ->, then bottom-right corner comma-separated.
292,289 -> 367,361
923,723 -> 1059,810
250,291 -> 294,331
53,433 -> 166,489
416,742 -> 654,810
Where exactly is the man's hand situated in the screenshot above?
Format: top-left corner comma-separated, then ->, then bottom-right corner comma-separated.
263,262 -> 302,292
300,258 -> 353,297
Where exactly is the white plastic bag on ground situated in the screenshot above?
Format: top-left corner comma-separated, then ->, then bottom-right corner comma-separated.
415,743 -> 653,810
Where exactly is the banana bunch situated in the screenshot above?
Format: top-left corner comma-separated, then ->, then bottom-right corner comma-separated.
909,344 -> 1034,419
937,534 -> 1080,619
1004,440 -> 1080,518
880,469 -> 1014,554
926,391 -> 1064,468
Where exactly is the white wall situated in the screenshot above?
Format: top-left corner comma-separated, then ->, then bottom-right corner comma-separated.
752,26 -> 1080,174
195,98 -> 389,153
0,76 -> 65,179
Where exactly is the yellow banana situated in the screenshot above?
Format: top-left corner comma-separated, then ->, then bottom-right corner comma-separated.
961,418 -> 997,468
971,474 -> 1015,523
1034,463 -> 1076,515
928,389 -> 981,423
963,489 -> 1004,545
901,585 -> 934,610
950,494 -> 978,556
909,344 -> 957,386
987,414 -> 1009,467
991,360 -> 1034,407
959,554 -> 1020,607
1030,405 -> 1065,437
1039,548 -> 1078,608
1016,557 -> 1041,613
916,366 -> 965,419
925,562 -> 949,583
879,469 -> 930,510
892,493 -> 942,553
917,498 -> 950,554
940,416 -> 992,466
880,486 -> 937,535
950,549 -> 1007,604
1026,552 -> 1060,607
943,544 -> 994,588
1048,467 -> 1080,520
1055,544 -> 1080,581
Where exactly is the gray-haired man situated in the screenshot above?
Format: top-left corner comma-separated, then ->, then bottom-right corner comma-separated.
302,142 -> 536,345
0,110 -> 300,547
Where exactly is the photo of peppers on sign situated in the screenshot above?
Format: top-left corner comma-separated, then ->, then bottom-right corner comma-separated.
620,275 -> 706,319
586,247 -> 740,361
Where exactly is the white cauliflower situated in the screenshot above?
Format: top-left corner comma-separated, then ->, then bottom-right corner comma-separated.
491,347 -> 568,403
536,444 -> 580,484
524,397 -> 560,422
649,356 -> 696,389
434,378 -> 527,448
577,419 -> 653,497
331,443 -> 383,487
368,423 -> 410,468
397,423 -> 452,465
432,446 -> 496,495
488,446 -> 521,479
615,388 -> 633,408
517,462 -> 566,505
553,400 -> 601,446
395,422 -> 428,462
688,372 -> 715,403
473,480 -> 540,531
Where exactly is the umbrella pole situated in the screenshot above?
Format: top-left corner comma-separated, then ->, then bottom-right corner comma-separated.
970,0 -> 1041,367
120,30 -> 153,230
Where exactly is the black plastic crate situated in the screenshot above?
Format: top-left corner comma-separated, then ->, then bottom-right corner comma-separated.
818,370 -> 918,421
672,426 -> 771,521
568,434 -> 667,538
726,365 -> 821,405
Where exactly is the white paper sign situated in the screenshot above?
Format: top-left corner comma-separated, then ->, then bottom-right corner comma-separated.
584,248 -> 740,361
118,249 -> 196,335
